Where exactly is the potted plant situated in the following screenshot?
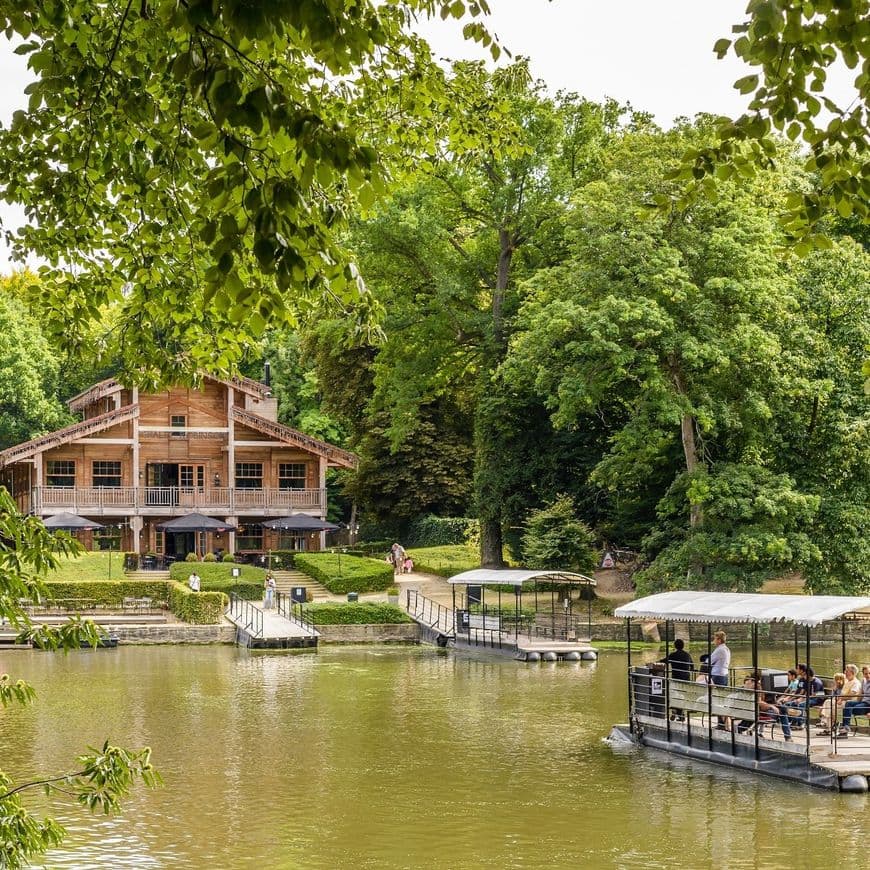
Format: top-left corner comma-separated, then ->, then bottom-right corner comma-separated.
387,585 -> 400,606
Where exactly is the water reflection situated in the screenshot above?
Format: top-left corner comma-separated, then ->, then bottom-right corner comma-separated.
0,643 -> 867,868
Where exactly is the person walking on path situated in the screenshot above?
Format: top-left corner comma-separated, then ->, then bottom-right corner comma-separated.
390,543 -> 406,577
264,572 -> 277,609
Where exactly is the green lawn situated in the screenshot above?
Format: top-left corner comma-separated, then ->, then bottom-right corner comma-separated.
46,551 -> 125,582
295,553 -> 394,594
406,545 -> 478,577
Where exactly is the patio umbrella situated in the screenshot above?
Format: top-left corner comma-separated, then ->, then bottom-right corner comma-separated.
156,513 -> 237,533
260,515 -> 340,532
42,513 -> 105,531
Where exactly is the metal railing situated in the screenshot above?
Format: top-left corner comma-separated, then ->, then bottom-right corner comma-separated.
34,486 -> 326,513
406,589 -> 455,636
627,666 -> 859,758
275,591 -> 317,635
228,592 -> 263,639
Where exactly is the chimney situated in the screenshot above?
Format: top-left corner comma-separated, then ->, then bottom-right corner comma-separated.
263,360 -> 271,388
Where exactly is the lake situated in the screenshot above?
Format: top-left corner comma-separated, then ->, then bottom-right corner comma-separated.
2,643 -> 868,868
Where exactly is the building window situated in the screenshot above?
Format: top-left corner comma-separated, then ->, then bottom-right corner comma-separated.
278,463 -> 307,490
170,415 -> 186,437
94,525 -> 121,551
47,460 -> 75,487
93,461 -> 122,488
235,462 -> 263,489
155,530 -> 164,555
180,465 -> 205,490
236,524 -> 264,551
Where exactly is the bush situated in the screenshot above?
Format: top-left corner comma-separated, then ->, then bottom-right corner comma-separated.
406,516 -> 478,547
41,580 -> 226,624
43,580 -> 171,608
203,552 -> 217,562
295,553 -> 393,594
168,583 -> 226,623
221,553 -> 235,562
185,552 -> 198,562
521,495 -> 597,575
302,603 -> 412,624
356,540 -> 392,556
123,552 -> 139,571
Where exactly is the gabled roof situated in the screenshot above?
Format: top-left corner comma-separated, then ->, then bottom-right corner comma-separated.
614,591 -> 870,628
67,374 -> 271,412
0,405 -> 139,469
231,407 -> 357,469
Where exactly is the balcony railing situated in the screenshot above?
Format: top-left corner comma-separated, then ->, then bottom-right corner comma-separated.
34,486 -> 326,514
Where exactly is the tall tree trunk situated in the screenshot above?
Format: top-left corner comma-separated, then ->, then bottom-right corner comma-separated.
493,228 -> 513,348
680,412 -> 704,529
479,517 -> 504,568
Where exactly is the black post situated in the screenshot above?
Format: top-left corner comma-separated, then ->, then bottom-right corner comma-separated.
707,623 -> 713,751
627,617 -> 633,734
481,583 -> 485,648
752,623 -> 759,760
551,587 -> 555,640
665,620 -> 671,742
452,584 -> 456,637
515,587 -> 520,641
806,626 -> 812,756
793,626 -> 798,667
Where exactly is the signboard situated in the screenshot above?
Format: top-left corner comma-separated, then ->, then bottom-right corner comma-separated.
651,677 -> 664,695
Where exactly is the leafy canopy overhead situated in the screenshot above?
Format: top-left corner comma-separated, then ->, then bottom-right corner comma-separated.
679,0 -> 870,250
0,0 -> 499,387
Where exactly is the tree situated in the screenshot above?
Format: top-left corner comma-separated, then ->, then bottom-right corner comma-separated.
0,490 -> 157,867
505,121 -> 829,589
675,0 -> 870,250
0,279 -> 71,449
521,495 -> 597,575
0,1 -> 499,387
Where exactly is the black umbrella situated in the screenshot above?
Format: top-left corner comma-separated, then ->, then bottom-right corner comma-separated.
260,515 -> 340,532
43,512 -> 105,531
156,513 -> 237,532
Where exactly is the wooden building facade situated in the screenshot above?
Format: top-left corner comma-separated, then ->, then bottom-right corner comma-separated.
0,376 -> 356,559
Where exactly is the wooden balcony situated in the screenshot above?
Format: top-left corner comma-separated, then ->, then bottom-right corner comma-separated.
33,486 -> 327,516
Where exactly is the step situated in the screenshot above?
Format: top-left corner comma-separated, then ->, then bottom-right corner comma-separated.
270,569 -> 331,601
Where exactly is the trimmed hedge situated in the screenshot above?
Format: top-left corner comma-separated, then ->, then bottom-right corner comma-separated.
294,553 -> 393,594
301,603 -> 412,624
43,580 -> 171,607
267,550 -> 296,570
406,516 -> 478,547
169,562 -> 265,601
41,580 -> 226,624
168,583 -> 227,624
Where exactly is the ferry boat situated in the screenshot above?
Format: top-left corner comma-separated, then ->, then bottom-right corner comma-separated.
609,591 -> 870,792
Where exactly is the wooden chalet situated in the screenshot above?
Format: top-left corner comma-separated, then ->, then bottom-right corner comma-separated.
0,376 -> 356,562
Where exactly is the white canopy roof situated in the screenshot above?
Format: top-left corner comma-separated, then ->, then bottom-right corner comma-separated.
447,569 -> 596,587
614,591 -> 870,628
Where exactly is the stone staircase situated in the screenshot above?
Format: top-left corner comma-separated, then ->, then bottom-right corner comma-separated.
271,569 -> 331,602
126,570 -> 171,581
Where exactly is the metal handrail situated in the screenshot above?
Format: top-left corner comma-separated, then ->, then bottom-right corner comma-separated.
228,592 -> 263,638
275,591 -> 317,634
406,589 -> 455,636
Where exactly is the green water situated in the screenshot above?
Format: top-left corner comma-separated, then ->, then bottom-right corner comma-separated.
1,643 -> 868,868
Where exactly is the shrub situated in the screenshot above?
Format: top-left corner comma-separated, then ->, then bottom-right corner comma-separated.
406,516 -> 478,547
203,552 -> 217,562
356,540 -> 392,556
168,582 -> 226,623
302,603 -> 412,625
221,553 -> 235,562
521,495 -> 597,575
123,552 -> 139,571
185,552 -> 198,562
295,553 -> 393,594
43,580 -> 171,608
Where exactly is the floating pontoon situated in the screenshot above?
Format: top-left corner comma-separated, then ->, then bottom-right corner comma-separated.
610,591 -> 870,792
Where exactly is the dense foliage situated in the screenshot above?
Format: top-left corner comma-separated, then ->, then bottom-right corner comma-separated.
405,515 -> 478,547
520,496 -> 597,576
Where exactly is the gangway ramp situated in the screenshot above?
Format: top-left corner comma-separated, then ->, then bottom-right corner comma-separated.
226,592 -> 319,650
406,589 -> 455,647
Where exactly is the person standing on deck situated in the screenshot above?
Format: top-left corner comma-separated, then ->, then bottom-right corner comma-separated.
659,638 -> 693,722
709,630 -> 731,728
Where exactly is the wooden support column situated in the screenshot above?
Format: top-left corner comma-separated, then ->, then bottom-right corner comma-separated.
227,387 -> 235,513
131,387 -> 140,502
33,453 -> 43,514
318,455 -> 327,550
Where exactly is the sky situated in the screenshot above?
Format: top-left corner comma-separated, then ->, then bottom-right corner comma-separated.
0,1 -> 855,272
